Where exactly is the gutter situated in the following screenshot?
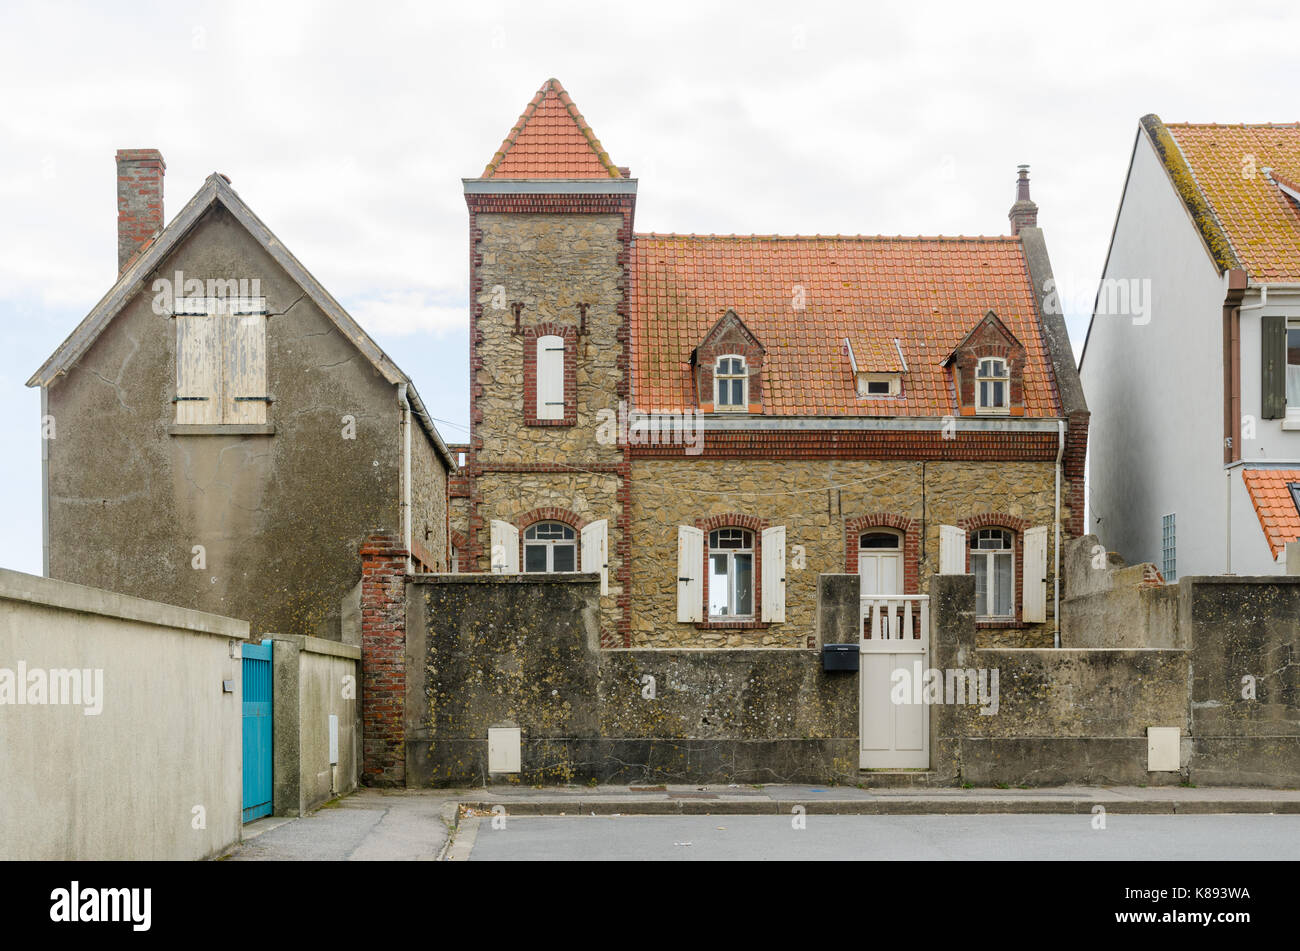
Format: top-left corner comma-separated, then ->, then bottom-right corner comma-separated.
398,383 -> 413,574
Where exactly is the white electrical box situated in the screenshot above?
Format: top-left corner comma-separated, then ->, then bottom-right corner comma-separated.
1147,726 -> 1180,771
329,714 -> 339,765
488,727 -> 522,773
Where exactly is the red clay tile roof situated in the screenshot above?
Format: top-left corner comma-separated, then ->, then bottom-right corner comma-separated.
1162,122 -> 1300,282
630,234 -> 1059,416
481,78 -> 623,179
1241,469 -> 1300,559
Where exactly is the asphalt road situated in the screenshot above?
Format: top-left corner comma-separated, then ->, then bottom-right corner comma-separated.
462,814 -> 1300,861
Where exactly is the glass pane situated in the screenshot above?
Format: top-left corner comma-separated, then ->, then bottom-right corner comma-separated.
994,552 -> 1013,616
860,532 -> 900,549
973,557 -> 988,617
1288,329 -> 1300,406
709,553 -> 730,616
993,381 -> 1005,406
979,380 -> 989,406
734,553 -> 752,616
553,543 -> 575,572
731,380 -> 744,405
524,544 -> 546,573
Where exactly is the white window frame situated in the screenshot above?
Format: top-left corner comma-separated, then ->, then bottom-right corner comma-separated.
1286,320 -> 1300,423
708,527 -> 754,619
523,520 -> 577,574
975,357 -> 1010,414
715,355 -> 748,411
857,373 -> 901,398
971,527 -> 1015,620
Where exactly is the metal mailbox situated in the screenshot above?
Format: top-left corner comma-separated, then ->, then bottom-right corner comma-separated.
822,643 -> 860,672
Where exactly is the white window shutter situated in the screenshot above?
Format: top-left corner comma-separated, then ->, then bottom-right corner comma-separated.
581,519 -> 609,595
1022,525 -> 1048,622
175,300 -> 221,425
676,525 -> 703,623
761,525 -> 786,622
490,519 -> 518,574
939,525 -> 966,575
225,302 -> 267,424
537,335 -> 565,420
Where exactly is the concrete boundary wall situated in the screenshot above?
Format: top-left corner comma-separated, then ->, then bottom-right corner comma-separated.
271,634 -> 362,816
0,568 -> 249,860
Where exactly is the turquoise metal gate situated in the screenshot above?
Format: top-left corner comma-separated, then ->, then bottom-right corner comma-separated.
241,639 -> 273,822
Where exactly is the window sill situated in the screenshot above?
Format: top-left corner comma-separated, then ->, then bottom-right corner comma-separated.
1281,419 -> 1300,431
694,619 -> 770,630
168,423 -> 276,436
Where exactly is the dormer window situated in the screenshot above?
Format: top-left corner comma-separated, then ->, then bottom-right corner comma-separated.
976,358 -> 1010,413
857,373 -> 901,398
715,355 -> 748,410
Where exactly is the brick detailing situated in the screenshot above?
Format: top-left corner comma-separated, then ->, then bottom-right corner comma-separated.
521,322 -> 578,426
1063,411 -> 1089,543
948,312 -> 1028,417
693,309 -> 765,411
116,149 -> 165,274
518,505 -> 587,530
359,533 -> 408,786
956,514 -> 1030,629
694,514 -> 770,629
845,513 -> 920,594
630,429 -> 1061,459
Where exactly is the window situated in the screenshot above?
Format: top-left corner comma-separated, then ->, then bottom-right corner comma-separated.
857,373 -> 901,398
536,335 -> 565,420
715,356 -> 748,410
859,531 -> 902,596
1161,514 -> 1177,582
523,521 -> 576,573
1287,324 -> 1300,419
708,528 -> 753,617
970,528 -> 1014,619
449,546 -> 459,573
975,358 -> 1009,413
174,297 -> 268,425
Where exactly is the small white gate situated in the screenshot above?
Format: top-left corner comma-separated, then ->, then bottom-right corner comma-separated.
860,595 -> 930,769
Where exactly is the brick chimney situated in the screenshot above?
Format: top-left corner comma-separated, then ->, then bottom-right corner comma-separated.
116,149 -> 165,273
1008,164 -> 1038,235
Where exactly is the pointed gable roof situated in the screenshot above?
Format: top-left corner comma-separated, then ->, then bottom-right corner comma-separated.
942,309 -> 1024,365
481,78 -> 623,179
694,308 -> 765,361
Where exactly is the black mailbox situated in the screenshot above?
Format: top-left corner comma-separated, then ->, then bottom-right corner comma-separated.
822,643 -> 859,672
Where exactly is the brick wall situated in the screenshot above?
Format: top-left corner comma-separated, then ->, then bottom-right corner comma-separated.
359,533 -> 408,786
115,149 -> 165,273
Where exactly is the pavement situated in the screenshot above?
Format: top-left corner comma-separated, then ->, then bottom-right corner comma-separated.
220,783 -> 1300,861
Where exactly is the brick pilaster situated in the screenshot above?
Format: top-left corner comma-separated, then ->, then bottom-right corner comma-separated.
359,533 -> 408,786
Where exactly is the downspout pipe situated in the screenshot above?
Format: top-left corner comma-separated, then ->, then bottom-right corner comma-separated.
1054,419 -> 1064,649
398,383 -> 413,574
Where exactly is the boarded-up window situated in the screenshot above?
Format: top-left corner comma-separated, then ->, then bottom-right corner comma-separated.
175,297 -> 267,424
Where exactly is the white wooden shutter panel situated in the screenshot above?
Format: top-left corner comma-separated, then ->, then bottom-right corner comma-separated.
225,300 -> 267,424
1022,525 -> 1048,622
175,298 -> 221,424
761,525 -> 786,623
537,335 -> 565,420
676,525 -> 703,623
581,519 -> 609,595
939,525 -> 966,575
490,519 -> 519,574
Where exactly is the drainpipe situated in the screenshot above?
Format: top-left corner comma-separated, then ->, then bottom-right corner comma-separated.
40,386 -> 49,577
398,383 -> 413,574
1226,468 -> 1232,575
1054,419 -> 1064,648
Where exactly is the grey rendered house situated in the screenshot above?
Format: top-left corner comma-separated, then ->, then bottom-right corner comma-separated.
1082,116 -> 1300,577
28,149 -> 455,640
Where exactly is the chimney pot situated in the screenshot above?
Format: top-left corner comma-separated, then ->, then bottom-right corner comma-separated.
1009,164 -> 1038,236
116,149 -> 166,274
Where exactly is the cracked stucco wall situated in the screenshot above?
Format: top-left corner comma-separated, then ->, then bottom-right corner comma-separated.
44,203 -> 435,639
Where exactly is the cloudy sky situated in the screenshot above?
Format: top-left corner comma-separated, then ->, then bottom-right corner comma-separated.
0,0 -> 1296,574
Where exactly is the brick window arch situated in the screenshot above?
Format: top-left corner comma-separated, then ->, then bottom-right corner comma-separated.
517,506 -> 587,574
845,513 -> 919,594
521,322 -> 578,426
956,513 -> 1029,626
695,513 -> 769,629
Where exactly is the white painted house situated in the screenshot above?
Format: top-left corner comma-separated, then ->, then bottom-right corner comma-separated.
1082,116 -> 1300,577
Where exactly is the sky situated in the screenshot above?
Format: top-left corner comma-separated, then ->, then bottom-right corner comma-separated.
0,0 -> 1297,575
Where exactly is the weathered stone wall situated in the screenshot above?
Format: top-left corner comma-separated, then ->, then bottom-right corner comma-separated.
1060,534 -> 1181,648
409,416 -> 448,569
630,458 -> 1062,649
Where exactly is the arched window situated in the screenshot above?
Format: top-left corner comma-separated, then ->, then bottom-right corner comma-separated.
858,530 -> 902,596
976,358 -> 1010,413
715,355 -> 748,410
523,521 -> 577,573
708,527 -> 753,618
970,528 -> 1014,619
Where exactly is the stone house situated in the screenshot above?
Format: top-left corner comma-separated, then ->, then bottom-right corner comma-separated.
1082,116 -> 1300,578
451,79 -> 1089,653
28,150 -> 455,640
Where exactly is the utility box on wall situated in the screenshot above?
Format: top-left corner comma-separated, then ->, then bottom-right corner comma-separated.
488,727 -> 522,773
822,644 -> 860,672
1147,727 -> 1180,771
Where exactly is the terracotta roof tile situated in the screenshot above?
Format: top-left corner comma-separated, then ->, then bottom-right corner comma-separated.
1164,123 -> 1300,282
1241,469 -> 1300,559
630,234 -> 1058,417
481,78 -> 622,179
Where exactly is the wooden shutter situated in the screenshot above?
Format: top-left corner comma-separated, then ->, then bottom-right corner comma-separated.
537,335 -> 565,420
761,525 -> 787,622
581,519 -> 609,595
676,525 -> 703,623
490,520 -> 519,573
939,525 -> 966,575
1262,315 -> 1287,420
1022,525 -> 1048,622
225,300 -> 267,424
175,298 -> 221,424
